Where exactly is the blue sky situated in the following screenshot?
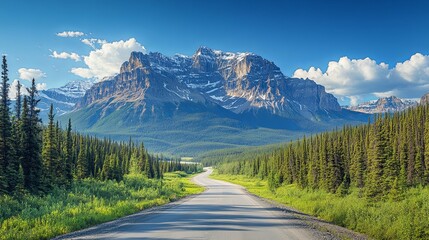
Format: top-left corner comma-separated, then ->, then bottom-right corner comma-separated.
1,0 -> 429,105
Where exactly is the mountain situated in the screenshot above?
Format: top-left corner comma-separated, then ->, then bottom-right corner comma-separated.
38,80 -> 93,120
345,96 -> 418,114
62,47 -> 368,156
421,93 -> 429,105
77,48 -> 341,119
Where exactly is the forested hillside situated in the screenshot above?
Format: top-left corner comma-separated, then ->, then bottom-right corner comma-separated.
0,56 -> 203,239
216,102 -> 429,198
211,99 -> 429,239
0,55 -> 200,196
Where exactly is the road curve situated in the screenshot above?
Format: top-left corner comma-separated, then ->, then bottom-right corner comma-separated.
56,168 -> 326,240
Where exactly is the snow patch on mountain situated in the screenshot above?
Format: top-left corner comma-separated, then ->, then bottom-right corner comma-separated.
344,96 -> 418,113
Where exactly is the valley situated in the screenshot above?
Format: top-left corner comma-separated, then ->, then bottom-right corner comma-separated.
56,48 -> 369,155
1,1 -> 429,239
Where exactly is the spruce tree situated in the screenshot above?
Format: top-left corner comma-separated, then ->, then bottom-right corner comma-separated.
365,118 -> 386,198
20,80 -> 43,194
15,80 -> 21,120
42,104 -> 58,190
424,106 -> 429,183
144,151 -> 154,178
0,56 -> 14,194
65,119 -> 73,186
11,81 -> 23,192
75,140 -> 88,179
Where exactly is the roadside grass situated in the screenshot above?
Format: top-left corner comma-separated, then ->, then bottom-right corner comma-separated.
211,172 -> 429,240
0,172 -> 204,240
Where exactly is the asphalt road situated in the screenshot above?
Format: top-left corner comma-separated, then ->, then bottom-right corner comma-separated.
57,168 -> 325,240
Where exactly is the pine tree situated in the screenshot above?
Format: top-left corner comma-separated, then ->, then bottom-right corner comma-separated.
383,119 -> 399,194
65,119 -> 73,187
365,118 -> 386,198
8,117 -> 20,193
144,151 -> 154,178
42,104 -> 58,190
15,81 -> 21,120
424,106 -> 429,184
350,131 -> 365,188
21,89 -> 43,194
0,56 -> 14,194
75,140 -> 88,179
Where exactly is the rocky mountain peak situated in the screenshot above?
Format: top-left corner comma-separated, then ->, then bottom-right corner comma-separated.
120,51 -> 150,73
420,93 -> 429,105
375,96 -> 402,106
195,46 -> 216,56
78,47 -> 342,121
192,47 -> 218,72
345,96 -> 417,113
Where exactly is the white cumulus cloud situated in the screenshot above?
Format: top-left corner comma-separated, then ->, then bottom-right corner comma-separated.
50,51 -> 81,61
8,80 -> 28,100
81,38 -> 107,49
8,79 -> 47,100
71,38 -> 146,81
18,68 -> 46,81
293,53 -> 429,105
56,31 -> 85,37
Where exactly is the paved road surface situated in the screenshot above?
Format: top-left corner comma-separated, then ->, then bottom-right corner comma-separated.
57,168 -> 324,240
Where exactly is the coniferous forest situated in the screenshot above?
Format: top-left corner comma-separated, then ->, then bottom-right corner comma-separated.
0,56 -> 203,239
211,95 -> 429,239
216,103 -> 429,198
0,56 -> 200,197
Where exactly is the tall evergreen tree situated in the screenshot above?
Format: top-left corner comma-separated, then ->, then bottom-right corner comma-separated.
21,80 -> 43,194
10,80 -> 24,193
65,119 -> 73,186
424,106 -> 429,184
15,80 -> 21,120
75,139 -> 88,179
144,151 -> 154,178
0,56 -> 14,194
42,104 -> 58,190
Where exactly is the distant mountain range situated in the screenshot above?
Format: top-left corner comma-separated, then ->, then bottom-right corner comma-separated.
344,96 -> 418,114
55,47 -> 369,156
37,80 -> 93,121
37,48 -> 429,156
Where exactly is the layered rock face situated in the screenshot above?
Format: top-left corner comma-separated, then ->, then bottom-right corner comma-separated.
78,47 -> 340,121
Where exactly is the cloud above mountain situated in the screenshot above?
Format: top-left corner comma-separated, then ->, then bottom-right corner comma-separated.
50,51 -> 81,61
293,53 -> 429,105
56,31 -> 85,37
18,68 -> 46,81
81,38 -> 107,49
8,79 -> 47,100
71,38 -> 146,81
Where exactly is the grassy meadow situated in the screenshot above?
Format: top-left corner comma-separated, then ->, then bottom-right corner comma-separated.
0,172 -> 204,240
211,172 -> 429,240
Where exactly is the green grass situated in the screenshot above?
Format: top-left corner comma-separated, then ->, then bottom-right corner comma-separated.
211,172 -> 429,240
0,172 -> 204,240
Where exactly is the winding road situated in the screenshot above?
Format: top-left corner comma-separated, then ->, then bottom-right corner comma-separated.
56,168 -> 330,240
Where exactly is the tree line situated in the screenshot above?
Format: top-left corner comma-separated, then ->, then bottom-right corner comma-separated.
0,56 -> 200,196
217,102 -> 429,199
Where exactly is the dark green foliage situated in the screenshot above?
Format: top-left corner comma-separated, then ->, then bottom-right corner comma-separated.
0,56 -> 13,194
65,119 -> 73,186
215,104 -> 429,199
75,139 -> 89,179
42,104 -> 59,191
0,57 -> 202,198
21,80 -> 43,194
